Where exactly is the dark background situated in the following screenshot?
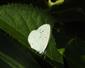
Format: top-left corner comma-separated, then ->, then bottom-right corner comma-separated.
0,0 -> 85,68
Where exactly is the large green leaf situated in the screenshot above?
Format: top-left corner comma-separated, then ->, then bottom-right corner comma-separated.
0,51 -> 24,68
0,4 -> 64,66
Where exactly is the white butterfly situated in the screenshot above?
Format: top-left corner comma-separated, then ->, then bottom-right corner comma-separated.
28,24 -> 51,54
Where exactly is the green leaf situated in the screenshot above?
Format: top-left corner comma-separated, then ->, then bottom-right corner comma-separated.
0,4 -> 64,65
0,30 -> 42,68
0,51 -> 24,68
48,0 -> 64,7
65,39 -> 85,68
46,35 -> 64,64
57,48 -> 65,55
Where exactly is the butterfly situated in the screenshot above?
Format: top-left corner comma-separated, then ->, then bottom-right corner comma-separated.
28,24 -> 51,54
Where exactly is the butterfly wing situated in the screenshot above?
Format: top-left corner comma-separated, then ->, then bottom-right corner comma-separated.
28,24 -> 50,54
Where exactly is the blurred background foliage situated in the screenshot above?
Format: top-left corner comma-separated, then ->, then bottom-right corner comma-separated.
0,0 -> 85,68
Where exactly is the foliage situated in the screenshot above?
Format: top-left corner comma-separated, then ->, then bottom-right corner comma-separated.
0,4 -> 64,68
